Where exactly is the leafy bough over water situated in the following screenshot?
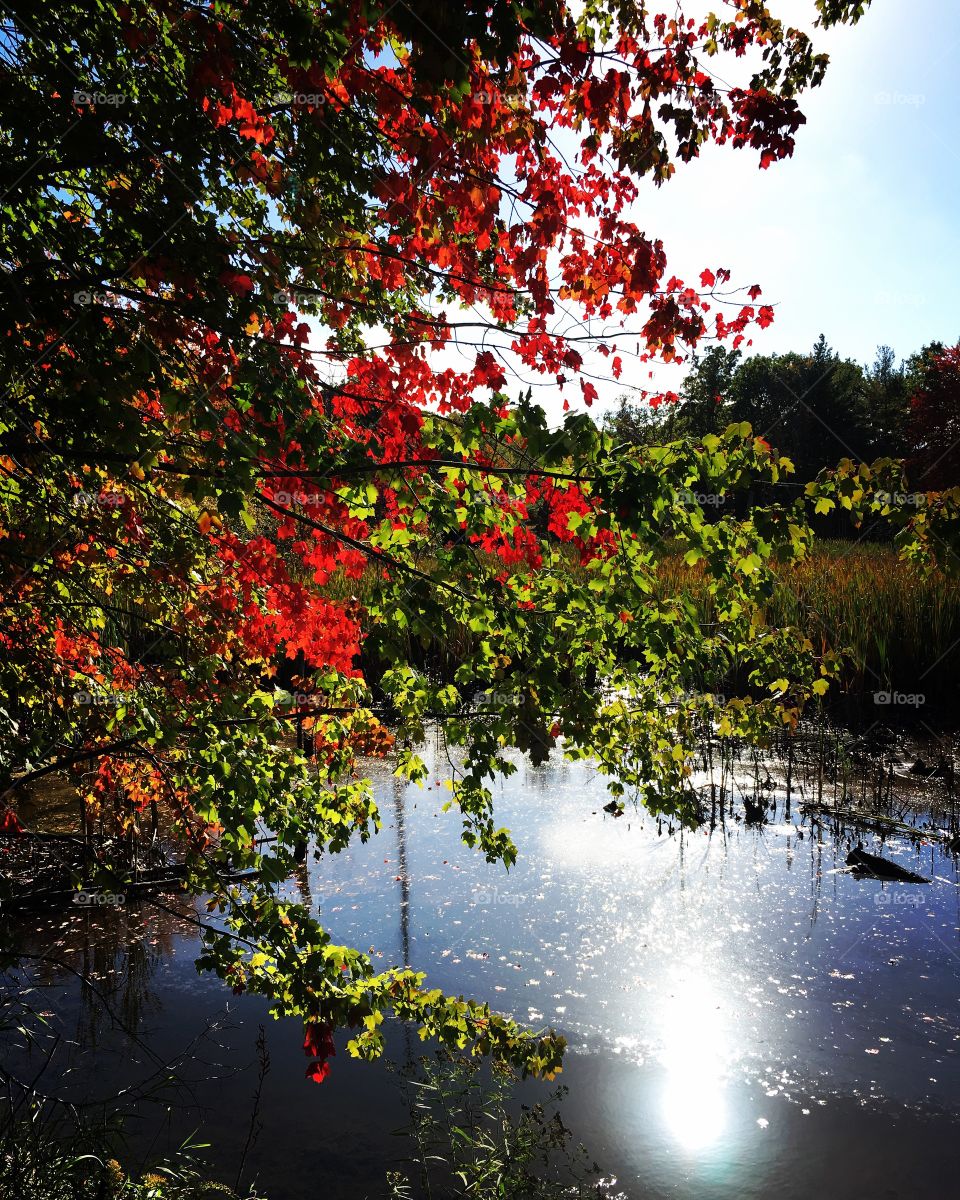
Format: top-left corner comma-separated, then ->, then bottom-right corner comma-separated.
190,420 -> 850,1079
189,432 -> 960,1084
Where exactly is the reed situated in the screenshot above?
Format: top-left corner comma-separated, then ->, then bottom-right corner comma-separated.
657,539 -> 960,704
324,539 -> 960,707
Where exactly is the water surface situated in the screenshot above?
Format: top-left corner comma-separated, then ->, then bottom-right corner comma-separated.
7,738 -> 960,1198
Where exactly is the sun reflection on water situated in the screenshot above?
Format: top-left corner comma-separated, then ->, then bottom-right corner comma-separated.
658,967 -> 729,1152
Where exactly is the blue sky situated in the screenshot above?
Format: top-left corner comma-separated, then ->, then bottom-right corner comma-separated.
531,0 -> 960,423
637,0 -> 960,370
493,1 -> 960,422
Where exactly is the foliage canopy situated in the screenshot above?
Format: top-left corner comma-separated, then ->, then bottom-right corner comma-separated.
9,0 -> 954,1078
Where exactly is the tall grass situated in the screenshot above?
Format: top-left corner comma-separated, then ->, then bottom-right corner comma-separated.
324,539 -> 960,708
0,1124 -> 254,1200
388,1053 -> 608,1200
657,539 -> 960,704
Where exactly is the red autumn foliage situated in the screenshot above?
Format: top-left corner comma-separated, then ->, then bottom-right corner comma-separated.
303,1020 -> 337,1083
908,344 -> 960,490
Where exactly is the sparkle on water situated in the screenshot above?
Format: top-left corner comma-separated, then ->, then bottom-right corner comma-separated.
9,733 -> 960,1199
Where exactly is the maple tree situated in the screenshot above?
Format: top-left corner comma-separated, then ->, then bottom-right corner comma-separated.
9,0 -> 955,1081
907,343 -> 960,491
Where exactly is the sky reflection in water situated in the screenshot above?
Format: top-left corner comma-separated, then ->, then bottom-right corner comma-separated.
9,737 -> 960,1198
304,742 -> 959,1127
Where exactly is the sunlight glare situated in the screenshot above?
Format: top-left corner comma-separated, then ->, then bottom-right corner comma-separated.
658,968 -> 729,1151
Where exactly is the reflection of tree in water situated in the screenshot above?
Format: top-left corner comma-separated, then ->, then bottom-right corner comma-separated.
291,859 -> 313,908
391,772 -> 415,1071
0,894 -> 218,1125
12,896 -> 192,1048
393,774 -> 410,970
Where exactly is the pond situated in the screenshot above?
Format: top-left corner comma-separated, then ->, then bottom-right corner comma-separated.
6,733 -> 960,1199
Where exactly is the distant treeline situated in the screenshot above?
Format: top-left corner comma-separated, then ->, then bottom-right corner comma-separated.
605,336 -> 960,489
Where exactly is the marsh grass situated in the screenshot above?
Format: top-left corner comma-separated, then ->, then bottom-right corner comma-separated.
656,539 -> 960,703
0,1118 -> 255,1200
324,538 -> 960,706
387,1053 -> 610,1200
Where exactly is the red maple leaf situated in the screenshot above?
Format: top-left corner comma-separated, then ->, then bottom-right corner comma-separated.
305,1059 -> 331,1083
303,1019 -> 336,1082
0,810 -> 24,835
